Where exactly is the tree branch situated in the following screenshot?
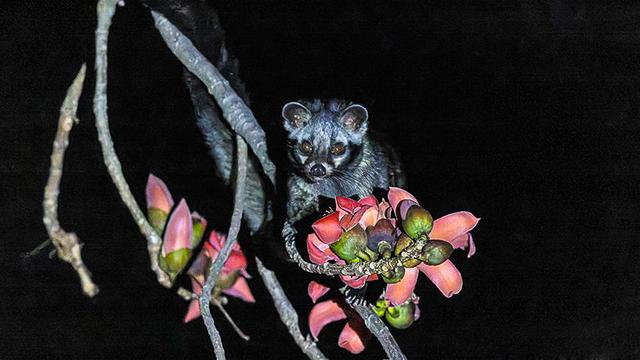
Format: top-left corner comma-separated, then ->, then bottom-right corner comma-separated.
151,10 -> 276,186
199,136 -> 248,359
255,258 -> 328,360
42,63 -> 99,298
93,0 -> 171,288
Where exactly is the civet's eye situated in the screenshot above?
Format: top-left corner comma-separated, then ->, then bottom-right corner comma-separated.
330,143 -> 345,155
300,141 -> 313,155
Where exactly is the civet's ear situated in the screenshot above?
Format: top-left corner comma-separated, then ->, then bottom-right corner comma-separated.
282,102 -> 312,131
339,104 -> 368,132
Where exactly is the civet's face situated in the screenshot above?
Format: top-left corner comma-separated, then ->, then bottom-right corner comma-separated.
282,100 -> 368,181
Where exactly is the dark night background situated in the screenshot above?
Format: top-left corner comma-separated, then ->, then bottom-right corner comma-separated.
3,0 -> 640,359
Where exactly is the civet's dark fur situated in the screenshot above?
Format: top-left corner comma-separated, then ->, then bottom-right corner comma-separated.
283,99 -> 405,221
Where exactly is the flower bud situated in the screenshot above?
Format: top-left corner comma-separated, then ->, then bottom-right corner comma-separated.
373,298 -> 389,317
163,248 -> 192,273
381,265 -> 405,284
148,208 -> 169,235
419,239 -> 454,266
402,205 -> 433,240
366,219 -> 397,258
385,301 -> 416,329
395,233 -> 421,268
191,212 -> 207,247
330,225 -> 367,263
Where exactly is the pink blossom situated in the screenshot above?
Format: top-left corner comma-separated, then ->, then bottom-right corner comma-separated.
184,231 -> 255,323
307,281 -> 330,303
385,210 -> 479,305
145,174 -> 174,213
308,300 -> 370,354
162,199 -> 193,256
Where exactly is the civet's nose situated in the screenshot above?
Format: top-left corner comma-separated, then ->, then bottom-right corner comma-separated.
309,164 -> 327,177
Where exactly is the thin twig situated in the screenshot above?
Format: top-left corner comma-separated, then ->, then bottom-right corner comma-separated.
199,135 -> 248,359
177,287 -> 250,341
42,64 -> 99,298
93,0 -> 171,288
255,258 -> 328,360
23,239 -> 52,258
151,10 -> 276,186
212,298 -> 250,341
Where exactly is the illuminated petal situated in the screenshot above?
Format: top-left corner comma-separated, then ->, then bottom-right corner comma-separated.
387,187 -> 418,215
307,281 -> 330,303
145,174 -> 174,213
358,195 -> 378,208
223,276 -> 255,303
418,260 -> 463,298
340,275 -> 367,289
312,212 -> 343,244
309,300 -> 347,340
449,233 -> 476,258
208,230 -> 226,251
358,206 -> 380,228
385,267 -> 419,305
397,199 -> 419,219
187,249 -> 209,284
307,233 -> 338,264
338,322 -> 366,354
336,196 -> 359,213
183,279 -> 202,323
430,211 -> 480,242
162,199 -> 193,256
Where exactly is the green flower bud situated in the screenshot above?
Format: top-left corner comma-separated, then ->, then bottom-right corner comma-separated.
402,205 -> 433,240
191,218 -> 206,247
419,239 -> 453,266
385,301 -> 416,329
330,225 -> 367,263
148,208 -> 169,235
164,248 -> 191,273
394,233 -> 413,255
381,265 -> 405,284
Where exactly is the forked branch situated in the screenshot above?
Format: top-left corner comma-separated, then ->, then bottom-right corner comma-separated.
42,64 -> 99,298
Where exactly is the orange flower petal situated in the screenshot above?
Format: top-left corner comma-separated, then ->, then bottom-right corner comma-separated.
430,211 -> 480,242
309,300 -> 347,340
385,267 -> 419,305
387,187 -> 418,215
307,233 -> 338,264
418,260 -> 463,298
336,196 -> 359,213
449,233 -> 476,258
312,212 -> 343,244
223,276 -> 255,303
183,279 -> 202,323
340,274 -> 368,289
338,322 -> 367,354
307,281 -> 330,303
358,195 -> 378,208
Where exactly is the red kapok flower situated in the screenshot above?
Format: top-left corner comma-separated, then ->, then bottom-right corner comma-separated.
183,231 -> 255,323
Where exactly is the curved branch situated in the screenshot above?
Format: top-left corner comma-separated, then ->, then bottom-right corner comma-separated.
42,63 -> 98,297
255,258 -> 328,360
151,11 -> 276,186
199,136 -> 248,359
93,0 -> 171,287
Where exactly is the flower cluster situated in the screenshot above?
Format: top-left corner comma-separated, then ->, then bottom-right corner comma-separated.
306,187 -> 479,348
145,174 -> 254,323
